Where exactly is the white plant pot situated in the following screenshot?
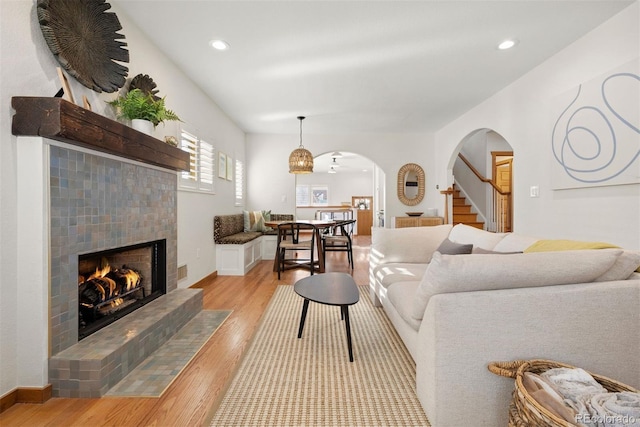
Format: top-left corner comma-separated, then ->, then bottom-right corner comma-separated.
131,119 -> 154,136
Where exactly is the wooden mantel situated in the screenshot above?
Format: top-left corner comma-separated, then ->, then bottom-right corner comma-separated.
11,97 -> 190,172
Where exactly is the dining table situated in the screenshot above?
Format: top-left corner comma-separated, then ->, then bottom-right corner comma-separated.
264,219 -> 336,274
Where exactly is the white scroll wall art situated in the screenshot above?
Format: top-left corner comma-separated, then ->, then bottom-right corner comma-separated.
551,59 -> 639,189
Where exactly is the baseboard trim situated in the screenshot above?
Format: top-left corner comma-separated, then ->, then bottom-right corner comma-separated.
189,270 -> 218,288
0,384 -> 52,413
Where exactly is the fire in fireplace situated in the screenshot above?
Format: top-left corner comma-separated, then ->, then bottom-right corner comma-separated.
78,240 -> 167,340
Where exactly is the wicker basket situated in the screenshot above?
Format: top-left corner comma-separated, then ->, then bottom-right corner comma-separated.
488,359 -> 639,427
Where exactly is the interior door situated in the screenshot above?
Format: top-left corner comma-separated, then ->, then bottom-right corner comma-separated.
493,154 -> 513,232
495,159 -> 511,192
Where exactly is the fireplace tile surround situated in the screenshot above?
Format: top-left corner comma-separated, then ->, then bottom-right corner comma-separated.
49,145 -> 179,355
46,144 -> 195,397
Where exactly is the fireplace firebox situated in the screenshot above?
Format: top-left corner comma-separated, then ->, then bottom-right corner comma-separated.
78,240 -> 167,340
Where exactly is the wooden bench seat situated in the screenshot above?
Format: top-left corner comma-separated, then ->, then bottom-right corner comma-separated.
213,213 -> 293,275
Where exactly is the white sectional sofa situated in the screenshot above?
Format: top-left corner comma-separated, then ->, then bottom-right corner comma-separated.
369,224 -> 640,427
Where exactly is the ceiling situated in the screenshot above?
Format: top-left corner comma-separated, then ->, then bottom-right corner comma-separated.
114,1 -> 633,135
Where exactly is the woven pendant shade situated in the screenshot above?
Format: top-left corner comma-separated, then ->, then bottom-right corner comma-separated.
289,116 -> 314,174
289,147 -> 314,173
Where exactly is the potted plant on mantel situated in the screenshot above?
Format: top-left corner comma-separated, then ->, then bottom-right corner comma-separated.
107,88 -> 181,136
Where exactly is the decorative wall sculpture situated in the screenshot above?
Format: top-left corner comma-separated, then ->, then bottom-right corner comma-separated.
551,59 -> 639,189
130,74 -> 159,100
37,0 -> 130,93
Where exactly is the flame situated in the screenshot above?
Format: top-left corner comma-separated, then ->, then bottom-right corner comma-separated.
123,270 -> 140,291
109,298 -> 124,308
93,281 -> 106,301
88,265 -> 111,280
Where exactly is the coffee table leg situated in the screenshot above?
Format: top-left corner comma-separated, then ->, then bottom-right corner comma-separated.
343,305 -> 354,362
298,299 -> 310,338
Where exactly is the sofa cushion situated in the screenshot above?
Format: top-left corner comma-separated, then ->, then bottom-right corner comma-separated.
473,247 -> 522,255
492,233 -> 539,252
436,238 -> 473,255
386,281 -> 422,331
213,214 -> 245,243
262,213 -> 295,235
218,231 -> 263,244
448,224 -> 507,251
409,249 -> 622,320
372,263 -> 428,289
371,224 -> 452,264
244,210 -> 266,232
595,250 -> 640,281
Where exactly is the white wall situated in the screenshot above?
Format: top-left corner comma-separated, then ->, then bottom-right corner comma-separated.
245,133 -> 439,225
435,3 -> 640,249
0,1 -> 244,397
109,8 -> 246,290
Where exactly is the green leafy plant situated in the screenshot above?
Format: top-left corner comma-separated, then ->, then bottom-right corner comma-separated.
107,89 -> 181,126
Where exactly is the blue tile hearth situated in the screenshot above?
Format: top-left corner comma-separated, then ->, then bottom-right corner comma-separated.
49,289 -> 203,398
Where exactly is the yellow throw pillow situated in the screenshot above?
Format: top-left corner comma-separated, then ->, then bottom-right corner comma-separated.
524,239 -> 620,253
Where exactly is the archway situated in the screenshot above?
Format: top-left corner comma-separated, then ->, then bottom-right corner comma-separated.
449,129 -> 514,232
294,151 -> 384,235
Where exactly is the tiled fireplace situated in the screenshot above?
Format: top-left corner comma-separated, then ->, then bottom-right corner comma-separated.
12,97 -> 199,397
48,145 -> 179,354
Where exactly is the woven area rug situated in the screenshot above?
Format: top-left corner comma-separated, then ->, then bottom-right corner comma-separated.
207,285 -> 430,426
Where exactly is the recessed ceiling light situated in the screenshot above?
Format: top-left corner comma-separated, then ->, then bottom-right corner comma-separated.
209,39 -> 229,51
498,39 -> 517,50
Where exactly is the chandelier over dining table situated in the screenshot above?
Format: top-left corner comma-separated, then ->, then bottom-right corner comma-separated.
289,116 -> 314,174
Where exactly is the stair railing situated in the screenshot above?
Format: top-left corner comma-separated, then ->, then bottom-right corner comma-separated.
439,187 -> 455,224
457,153 -> 512,232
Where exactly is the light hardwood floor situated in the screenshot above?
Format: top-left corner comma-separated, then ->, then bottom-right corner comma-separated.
1,236 -> 372,427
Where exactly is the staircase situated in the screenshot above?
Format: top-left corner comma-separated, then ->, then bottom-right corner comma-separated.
452,186 -> 484,229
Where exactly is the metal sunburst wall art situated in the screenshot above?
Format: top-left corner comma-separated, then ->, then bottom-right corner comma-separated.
37,0 -> 130,93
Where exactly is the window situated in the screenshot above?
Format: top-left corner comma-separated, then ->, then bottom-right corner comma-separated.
179,130 -> 215,192
235,159 -> 244,206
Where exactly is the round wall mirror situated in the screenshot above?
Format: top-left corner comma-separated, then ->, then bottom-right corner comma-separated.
397,163 -> 425,206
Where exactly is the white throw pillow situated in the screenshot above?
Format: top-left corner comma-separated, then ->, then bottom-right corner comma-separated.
492,233 -> 540,253
371,224 -> 452,264
243,210 -> 265,232
410,249 -> 622,320
448,224 -> 507,250
595,250 -> 640,281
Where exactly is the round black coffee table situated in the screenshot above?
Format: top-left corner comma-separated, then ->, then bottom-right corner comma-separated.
293,272 -> 360,362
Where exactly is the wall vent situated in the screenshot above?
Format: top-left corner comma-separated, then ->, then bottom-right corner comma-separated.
177,264 -> 188,281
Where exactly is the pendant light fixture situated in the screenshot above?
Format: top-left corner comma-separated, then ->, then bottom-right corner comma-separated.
288,116 -> 314,174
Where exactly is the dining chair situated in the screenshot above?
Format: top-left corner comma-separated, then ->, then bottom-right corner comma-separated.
276,222 -> 316,279
322,219 -> 356,269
